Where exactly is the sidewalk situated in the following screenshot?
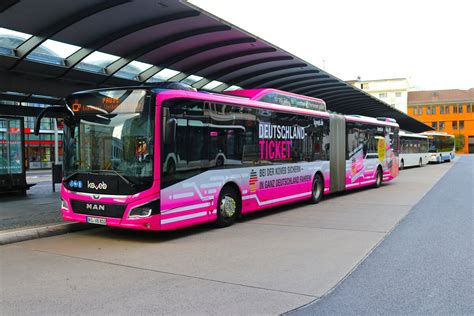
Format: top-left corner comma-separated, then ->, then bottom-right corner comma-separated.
0,175 -> 63,231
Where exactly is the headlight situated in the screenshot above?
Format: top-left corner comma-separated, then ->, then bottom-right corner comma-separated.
61,198 -> 69,210
128,199 -> 160,218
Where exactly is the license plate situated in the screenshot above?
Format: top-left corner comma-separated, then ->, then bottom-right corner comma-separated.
86,216 -> 107,225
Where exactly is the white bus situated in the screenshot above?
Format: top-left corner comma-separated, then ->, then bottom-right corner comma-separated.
399,131 -> 429,169
422,132 -> 455,163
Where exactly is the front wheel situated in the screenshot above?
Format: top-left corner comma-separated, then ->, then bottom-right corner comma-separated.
215,186 -> 240,228
309,173 -> 324,204
373,168 -> 382,188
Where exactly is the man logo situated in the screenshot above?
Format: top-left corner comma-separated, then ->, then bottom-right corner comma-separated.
86,203 -> 105,211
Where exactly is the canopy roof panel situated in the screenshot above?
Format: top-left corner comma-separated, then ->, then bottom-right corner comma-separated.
0,0 -> 431,132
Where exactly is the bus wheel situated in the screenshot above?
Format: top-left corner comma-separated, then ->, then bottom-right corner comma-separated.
215,186 -> 240,228
309,173 -> 324,204
374,167 -> 383,188
167,160 -> 176,175
216,156 -> 224,167
400,159 -> 404,170
419,158 -> 423,167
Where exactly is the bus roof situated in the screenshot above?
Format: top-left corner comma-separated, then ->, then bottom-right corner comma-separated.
68,85 -> 399,128
421,132 -> 455,138
399,131 -> 428,139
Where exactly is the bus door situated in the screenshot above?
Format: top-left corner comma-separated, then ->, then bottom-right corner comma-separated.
329,114 -> 346,193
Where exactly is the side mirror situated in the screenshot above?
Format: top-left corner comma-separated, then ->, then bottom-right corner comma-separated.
35,106 -> 72,135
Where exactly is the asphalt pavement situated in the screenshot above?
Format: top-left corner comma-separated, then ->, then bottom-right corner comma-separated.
289,155 -> 474,315
0,170 -> 62,230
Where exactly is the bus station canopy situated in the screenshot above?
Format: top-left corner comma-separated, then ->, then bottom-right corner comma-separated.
0,0 -> 431,132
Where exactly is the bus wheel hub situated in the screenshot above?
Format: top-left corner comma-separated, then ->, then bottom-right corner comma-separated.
220,196 -> 236,218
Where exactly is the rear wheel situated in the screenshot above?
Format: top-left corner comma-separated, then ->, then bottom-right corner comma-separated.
167,160 -> 176,175
309,173 -> 324,204
215,186 -> 240,228
373,167 -> 382,188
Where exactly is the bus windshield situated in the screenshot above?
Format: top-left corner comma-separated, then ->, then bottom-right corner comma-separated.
64,89 -> 153,181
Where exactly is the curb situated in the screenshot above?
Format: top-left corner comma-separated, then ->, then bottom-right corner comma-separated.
0,223 -> 95,246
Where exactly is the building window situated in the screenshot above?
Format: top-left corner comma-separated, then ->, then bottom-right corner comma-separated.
460,120 -> 464,130
432,105 -> 436,115
459,104 -> 463,113
432,122 -> 438,129
440,105 -> 444,114
468,104 -> 472,113
445,105 -> 450,114
452,121 -> 458,130
396,92 -> 402,97
453,104 -> 458,114
427,106 -> 431,115
418,107 -> 423,115
412,107 -> 417,115
439,121 -> 445,130
379,93 -> 387,98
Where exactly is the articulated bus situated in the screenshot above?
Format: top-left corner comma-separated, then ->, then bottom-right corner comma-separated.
422,132 -> 455,163
36,84 -> 399,230
398,131 -> 429,169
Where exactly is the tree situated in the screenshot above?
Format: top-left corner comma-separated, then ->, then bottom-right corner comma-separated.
455,134 -> 465,152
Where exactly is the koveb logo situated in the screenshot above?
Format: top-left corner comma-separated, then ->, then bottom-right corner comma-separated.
86,203 -> 105,211
87,181 -> 108,190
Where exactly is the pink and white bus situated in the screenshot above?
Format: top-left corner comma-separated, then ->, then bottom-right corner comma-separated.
36,84 -> 399,230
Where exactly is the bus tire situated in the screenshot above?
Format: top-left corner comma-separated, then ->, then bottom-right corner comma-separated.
216,156 -> 224,167
309,173 -> 324,204
215,185 -> 241,228
374,167 -> 383,188
167,160 -> 176,175
400,159 -> 404,170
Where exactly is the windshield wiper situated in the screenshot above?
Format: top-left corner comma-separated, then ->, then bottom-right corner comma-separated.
90,169 -> 137,187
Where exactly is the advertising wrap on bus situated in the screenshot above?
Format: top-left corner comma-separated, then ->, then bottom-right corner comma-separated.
40,86 -> 400,231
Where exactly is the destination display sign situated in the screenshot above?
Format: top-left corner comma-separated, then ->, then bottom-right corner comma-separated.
66,89 -> 147,115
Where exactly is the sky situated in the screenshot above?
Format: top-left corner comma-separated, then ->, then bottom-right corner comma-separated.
190,0 -> 473,91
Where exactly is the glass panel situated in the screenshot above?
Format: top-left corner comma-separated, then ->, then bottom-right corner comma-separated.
0,118 -> 23,174
0,28 -> 32,55
224,85 -> 242,91
114,60 -> 153,80
75,51 -> 120,73
202,80 -> 224,90
26,39 -> 80,65
180,75 -> 203,85
146,68 -> 180,83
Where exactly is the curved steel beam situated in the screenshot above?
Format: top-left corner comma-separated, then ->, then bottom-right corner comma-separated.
174,47 -> 276,81
291,80 -> 339,94
60,10 -> 201,77
300,83 -> 346,94
138,37 -> 256,82
276,77 -> 333,91
271,75 -> 330,90
313,90 -> 358,99
0,0 -> 19,13
224,63 -> 309,88
102,25 -> 231,83
192,55 -> 294,88
301,85 -> 352,97
240,69 -> 319,88
10,0 -> 131,70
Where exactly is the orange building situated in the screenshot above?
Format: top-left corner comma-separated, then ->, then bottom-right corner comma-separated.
408,89 -> 474,153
